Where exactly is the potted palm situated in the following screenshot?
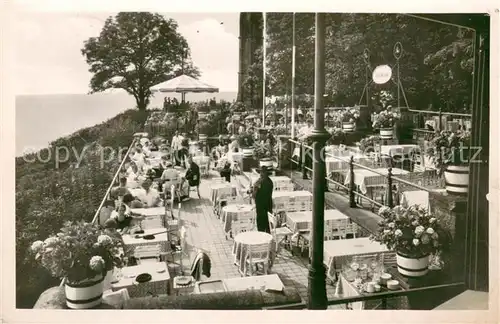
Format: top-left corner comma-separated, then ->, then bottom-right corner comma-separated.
30,221 -> 124,309
340,107 -> 360,132
426,130 -> 471,195
371,206 -> 449,278
372,109 -> 400,139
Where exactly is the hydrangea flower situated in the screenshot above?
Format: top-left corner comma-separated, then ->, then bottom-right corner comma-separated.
429,217 -> 436,224
415,226 -> 425,235
89,256 -> 105,272
388,222 -> 395,228
412,239 -> 420,246
394,229 -> 403,237
44,237 -> 59,247
97,234 -> 112,245
420,234 -> 431,244
426,228 -> 435,235
378,206 -> 391,215
31,240 -> 44,253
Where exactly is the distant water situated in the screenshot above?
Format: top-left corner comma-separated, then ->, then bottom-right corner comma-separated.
15,91 -> 236,156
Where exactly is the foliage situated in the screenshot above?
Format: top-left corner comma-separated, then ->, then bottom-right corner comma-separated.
339,106 -> 361,123
372,109 -> 401,129
359,135 -> 381,152
30,221 -> 124,283
370,206 -> 449,258
81,12 -> 200,111
327,127 -> 346,145
253,141 -> 276,160
16,109 -> 146,308
265,13 -> 474,112
238,133 -> 255,148
426,130 -> 471,173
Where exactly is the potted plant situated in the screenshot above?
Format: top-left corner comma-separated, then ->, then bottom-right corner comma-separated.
238,133 -> 255,158
254,141 -> 275,169
359,135 -> 381,153
372,109 -> 400,139
339,107 -> 360,132
426,130 -> 471,195
371,206 -> 449,278
30,221 -> 124,309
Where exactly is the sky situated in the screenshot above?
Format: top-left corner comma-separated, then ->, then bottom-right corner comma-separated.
13,11 -> 240,95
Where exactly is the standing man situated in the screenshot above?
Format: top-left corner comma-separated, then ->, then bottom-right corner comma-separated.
171,131 -> 183,166
252,166 -> 273,233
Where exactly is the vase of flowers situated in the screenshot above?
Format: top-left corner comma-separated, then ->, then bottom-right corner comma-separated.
340,107 -> 360,132
31,221 -> 124,309
371,206 -> 448,277
359,135 -> 381,153
426,130 -> 471,195
327,127 -> 346,145
372,109 -> 400,139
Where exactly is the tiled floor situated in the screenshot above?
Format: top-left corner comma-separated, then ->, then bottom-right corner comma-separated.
166,170 -> 343,309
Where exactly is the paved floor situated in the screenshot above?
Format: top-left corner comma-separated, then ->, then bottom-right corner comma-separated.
167,170 -> 344,309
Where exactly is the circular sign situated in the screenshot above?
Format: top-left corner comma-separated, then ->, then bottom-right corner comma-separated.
372,65 -> 392,84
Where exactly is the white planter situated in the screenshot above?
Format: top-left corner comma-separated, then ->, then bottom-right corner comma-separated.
242,148 -> 254,158
102,270 -> 113,292
342,122 -> 355,132
65,274 -> 104,309
198,134 -> 208,142
444,165 -> 469,195
396,253 -> 430,277
259,159 -> 274,168
379,128 -> 394,139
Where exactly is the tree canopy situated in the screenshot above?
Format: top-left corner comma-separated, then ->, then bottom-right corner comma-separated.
81,12 -> 200,110
265,13 -> 474,112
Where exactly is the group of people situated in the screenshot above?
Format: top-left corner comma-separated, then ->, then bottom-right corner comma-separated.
98,134 -> 202,232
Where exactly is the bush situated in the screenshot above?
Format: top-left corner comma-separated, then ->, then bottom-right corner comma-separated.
16,109 -> 146,308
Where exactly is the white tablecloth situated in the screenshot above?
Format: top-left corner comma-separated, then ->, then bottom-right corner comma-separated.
286,209 -> 350,233
344,168 -> 409,194
273,190 -> 313,212
210,183 -> 239,206
325,154 -> 372,174
323,237 -> 393,272
223,274 -> 284,292
222,204 -> 256,233
380,144 -> 419,156
232,231 -> 274,272
401,189 -> 447,212
111,262 -> 170,297
122,228 -> 169,253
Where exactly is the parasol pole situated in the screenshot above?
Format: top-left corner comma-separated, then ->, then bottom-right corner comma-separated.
262,12 -> 267,126
291,12 -> 296,138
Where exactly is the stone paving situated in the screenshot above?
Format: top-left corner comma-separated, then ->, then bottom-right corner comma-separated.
166,170 -> 344,309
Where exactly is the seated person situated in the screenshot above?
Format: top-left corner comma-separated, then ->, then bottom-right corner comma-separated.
219,161 -> 232,183
133,178 -> 161,208
184,156 -> 201,199
131,146 -> 146,170
110,203 -> 133,230
110,176 -> 131,200
126,163 -> 141,189
99,200 -> 116,227
122,192 -> 143,209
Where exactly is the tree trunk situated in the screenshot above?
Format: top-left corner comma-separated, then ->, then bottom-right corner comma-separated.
136,93 -> 148,111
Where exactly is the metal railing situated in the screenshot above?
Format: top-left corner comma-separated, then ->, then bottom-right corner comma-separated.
407,108 -> 472,138
287,138 -> 442,212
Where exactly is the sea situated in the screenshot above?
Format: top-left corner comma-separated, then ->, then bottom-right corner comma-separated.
15,91 -> 237,157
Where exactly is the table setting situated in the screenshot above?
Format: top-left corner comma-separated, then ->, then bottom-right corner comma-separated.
111,262 -> 171,297
221,204 -> 256,234
121,227 -> 169,253
232,231 -> 275,273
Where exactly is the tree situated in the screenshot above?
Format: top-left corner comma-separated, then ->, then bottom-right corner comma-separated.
82,12 -> 200,111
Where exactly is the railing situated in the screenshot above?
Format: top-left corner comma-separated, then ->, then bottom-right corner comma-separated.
407,108 -> 472,138
287,138 -> 442,212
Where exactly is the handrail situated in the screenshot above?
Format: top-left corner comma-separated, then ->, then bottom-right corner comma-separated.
407,108 -> 472,118
91,138 -> 137,225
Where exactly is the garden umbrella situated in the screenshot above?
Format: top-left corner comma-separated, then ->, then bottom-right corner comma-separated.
150,74 -> 219,102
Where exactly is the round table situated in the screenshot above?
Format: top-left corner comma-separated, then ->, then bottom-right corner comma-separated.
222,204 -> 256,234
209,183 -> 238,206
232,231 -> 275,275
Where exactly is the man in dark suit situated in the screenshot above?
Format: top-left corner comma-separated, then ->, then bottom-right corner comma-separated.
252,166 -> 273,233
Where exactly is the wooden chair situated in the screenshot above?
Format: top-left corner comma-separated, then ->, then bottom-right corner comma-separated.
268,212 -> 293,253
166,202 -> 182,241
343,223 -> 358,239
134,244 -> 161,264
164,185 -> 176,220
231,218 -> 255,237
242,243 -> 271,276
217,195 -> 246,220
211,177 -> 226,184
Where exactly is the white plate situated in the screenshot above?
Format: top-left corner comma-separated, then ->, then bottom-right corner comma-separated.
156,268 -> 165,273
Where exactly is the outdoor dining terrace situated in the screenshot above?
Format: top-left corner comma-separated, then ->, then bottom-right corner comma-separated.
34,121 -> 474,310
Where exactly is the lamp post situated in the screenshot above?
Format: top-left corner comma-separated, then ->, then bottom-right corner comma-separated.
393,42 -> 402,108
291,12 -> 296,138
307,12 -> 329,310
181,47 -> 187,103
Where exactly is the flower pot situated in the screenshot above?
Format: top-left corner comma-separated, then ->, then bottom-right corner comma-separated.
444,165 -> 469,195
342,122 -> 355,132
65,274 -> 105,309
379,128 -> 394,139
198,134 -> 208,143
396,253 -> 430,277
242,148 -> 254,158
259,158 -> 274,168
